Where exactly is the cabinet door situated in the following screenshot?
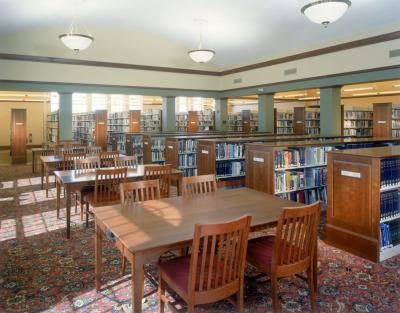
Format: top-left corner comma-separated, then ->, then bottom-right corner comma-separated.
242,110 -> 251,133
188,111 -> 198,132
293,107 -> 305,134
245,148 -> 274,194
373,103 -> 392,137
11,109 -> 27,164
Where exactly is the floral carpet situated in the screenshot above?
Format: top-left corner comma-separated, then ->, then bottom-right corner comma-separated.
0,164 -> 399,313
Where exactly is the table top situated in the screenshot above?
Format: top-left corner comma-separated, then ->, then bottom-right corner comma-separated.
92,188 -> 300,254
54,165 -> 182,184
40,154 -> 125,163
328,145 -> 400,158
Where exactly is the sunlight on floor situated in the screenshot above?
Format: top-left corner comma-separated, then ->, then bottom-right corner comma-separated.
17,177 -> 44,187
19,188 -> 60,205
0,197 -> 14,202
0,218 -> 16,241
0,181 -> 14,189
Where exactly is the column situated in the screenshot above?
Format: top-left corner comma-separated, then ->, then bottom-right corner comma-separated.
320,87 -> 342,136
162,96 -> 176,132
58,92 -> 73,140
258,93 -> 275,133
215,98 -> 228,131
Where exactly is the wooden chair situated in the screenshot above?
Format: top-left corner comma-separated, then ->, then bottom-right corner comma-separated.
246,201 -> 322,313
119,179 -> 161,274
144,164 -> 172,198
99,151 -> 119,167
115,155 -> 137,168
73,157 -> 101,220
49,143 -> 64,156
182,174 -> 217,197
86,146 -> 102,156
41,149 -> 55,156
158,215 -> 252,313
62,152 -> 87,170
83,167 -> 127,226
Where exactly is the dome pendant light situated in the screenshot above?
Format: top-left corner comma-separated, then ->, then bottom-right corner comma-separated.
188,26 -> 215,63
301,0 -> 351,27
59,22 -> 94,52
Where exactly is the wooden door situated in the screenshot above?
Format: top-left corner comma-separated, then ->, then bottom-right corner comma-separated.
130,110 -> 141,133
188,111 -> 198,132
293,107 -> 305,134
95,110 -> 108,150
373,103 -> 392,137
11,109 -> 27,164
242,110 -> 251,133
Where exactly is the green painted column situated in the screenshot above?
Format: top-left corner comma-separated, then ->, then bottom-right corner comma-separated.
58,92 -> 73,140
215,98 -> 228,131
162,96 -> 176,132
320,87 -> 342,136
258,93 -> 275,133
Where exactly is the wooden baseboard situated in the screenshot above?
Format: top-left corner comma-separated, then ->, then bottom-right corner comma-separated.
0,144 -> 42,151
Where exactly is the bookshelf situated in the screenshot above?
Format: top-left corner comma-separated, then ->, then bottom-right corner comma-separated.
72,110 -> 108,149
46,111 -> 59,144
141,109 -> 162,132
242,110 -> 258,133
276,110 -> 294,135
228,113 -> 243,132
293,107 -> 320,135
245,137 -> 400,207
326,146 -> 400,262
198,110 -> 214,131
143,134 -> 165,164
125,133 -> 144,164
343,109 -> 373,137
392,104 -> 400,137
176,113 -> 188,131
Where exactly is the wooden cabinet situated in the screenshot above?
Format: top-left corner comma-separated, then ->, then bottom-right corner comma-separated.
188,111 -> 199,132
373,103 -> 392,137
143,134 -> 165,164
73,110 -> 108,150
293,107 -> 305,134
11,109 -> 27,164
326,146 -> 400,262
130,110 -> 141,133
242,110 -> 251,133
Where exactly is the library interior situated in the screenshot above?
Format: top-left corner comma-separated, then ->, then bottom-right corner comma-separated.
0,1 -> 399,312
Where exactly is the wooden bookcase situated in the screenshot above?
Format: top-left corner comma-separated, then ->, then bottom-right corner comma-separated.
46,111 -> 59,144
326,146 -> 400,262
373,103 -> 392,137
343,109 -> 373,137
72,110 -> 108,150
188,111 -> 199,132
125,133 -> 144,164
228,112 -> 243,132
143,134 -> 165,164
293,107 -> 320,135
276,110 -> 294,135
141,109 -> 162,132
107,110 -> 141,150
245,137 -> 400,206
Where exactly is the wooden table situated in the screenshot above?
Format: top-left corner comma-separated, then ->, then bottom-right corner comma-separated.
54,165 -> 183,238
92,188 -> 304,313
31,148 -> 45,173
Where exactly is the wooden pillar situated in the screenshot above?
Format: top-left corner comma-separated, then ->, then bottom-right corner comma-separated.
162,96 -> 176,132
215,98 -> 228,131
320,87 -> 342,136
59,92 -> 73,140
258,93 -> 275,133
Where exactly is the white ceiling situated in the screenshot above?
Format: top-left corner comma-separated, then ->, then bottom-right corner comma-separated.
0,0 -> 399,69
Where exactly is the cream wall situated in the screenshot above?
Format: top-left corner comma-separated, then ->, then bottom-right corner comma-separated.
0,101 -> 47,146
342,95 -> 400,108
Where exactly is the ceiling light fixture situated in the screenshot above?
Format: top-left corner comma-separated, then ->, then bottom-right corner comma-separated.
188,21 -> 215,63
283,93 -> 307,98
301,0 -> 351,27
59,23 -> 94,52
343,87 -> 374,92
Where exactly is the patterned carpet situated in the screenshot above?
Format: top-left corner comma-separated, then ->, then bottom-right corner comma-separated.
0,164 -> 399,313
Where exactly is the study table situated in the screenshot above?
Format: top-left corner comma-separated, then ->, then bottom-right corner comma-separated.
54,165 -> 183,239
92,188 -> 304,313
33,147 -> 85,173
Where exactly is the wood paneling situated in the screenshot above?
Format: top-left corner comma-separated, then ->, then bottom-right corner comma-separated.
242,110 -> 251,133
293,107 -> 305,134
187,111 -> 199,132
165,138 -> 179,169
130,110 -> 141,133
197,140 -> 216,175
10,109 -> 27,164
94,110 -> 108,150
373,103 -> 392,137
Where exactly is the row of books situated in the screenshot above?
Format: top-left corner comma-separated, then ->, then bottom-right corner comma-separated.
343,128 -> 373,137
277,187 -> 327,205
72,113 -> 96,121
178,140 -> 197,153
344,120 -> 373,128
306,128 -> 320,135
108,112 -> 131,119
344,111 -> 373,120
305,120 -> 320,127
305,112 -> 320,120
216,143 -> 245,160
380,190 -> 400,221
276,121 -> 293,127
392,108 -> 400,119
216,161 -> 245,177
392,120 -> 400,129
47,112 -> 59,122
276,128 -> 294,134
179,154 -> 196,167
393,130 -> 400,138
275,167 -> 327,193
276,112 -> 293,120
151,151 -> 165,162
380,158 -> 400,188
182,168 -> 197,177
108,125 -> 130,132
380,221 -> 400,250
275,146 -> 334,169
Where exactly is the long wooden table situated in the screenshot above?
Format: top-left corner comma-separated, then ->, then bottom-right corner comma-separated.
92,188 -> 304,313
54,165 -> 183,239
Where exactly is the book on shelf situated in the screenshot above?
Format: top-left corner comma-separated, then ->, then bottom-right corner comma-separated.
216,161 -> 244,178
380,190 -> 400,221
275,167 -> 327,194
279,187 -> 327,205
151,137 -> 165,162
216,143 -> 245,160
380,158 -> 400,189
274,146 -> 333,169
178,139 -> 196,153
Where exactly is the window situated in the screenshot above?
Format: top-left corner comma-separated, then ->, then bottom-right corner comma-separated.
176,97 -> 188,113
50,92 -> 59,112
192,97 -> 203,111
91,94 -> 107,111
72,93 -> 88,113
128,95 -> 143,111
109,94 -> 124,112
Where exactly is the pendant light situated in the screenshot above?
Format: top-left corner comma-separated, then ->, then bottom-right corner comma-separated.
301,0 -> 351,27
59,22 -> 94,52
188,22 -> 215,63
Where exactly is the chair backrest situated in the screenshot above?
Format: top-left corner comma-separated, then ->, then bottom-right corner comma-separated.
272,201 -> 321,276
144,164 -> 172,198
99,151 -> 120,167
94,167 -> 127,205
63,152 -> 87,170
182,174 -> 217,197
49,143 -> 64,156
41,149 -> 55,156
74,157 -> 100,174
86,146 -> 102,156
188,215 -> 251,302
115,155 -> 137,168
120,179 -> 160,206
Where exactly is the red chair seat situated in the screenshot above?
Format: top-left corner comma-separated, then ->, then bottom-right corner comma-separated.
247,236 -> 275,272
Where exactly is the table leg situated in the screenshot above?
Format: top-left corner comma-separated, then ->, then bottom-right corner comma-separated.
95,222 -> 103,291
41,161 -> 44,189
32,151 -> 35,173
313,241 -> 318,293
132,252 -> 144,313
177,175 -> 182,196
45,165 -> 49,198
56,178 -> 61,219
66,184 -> 71,239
